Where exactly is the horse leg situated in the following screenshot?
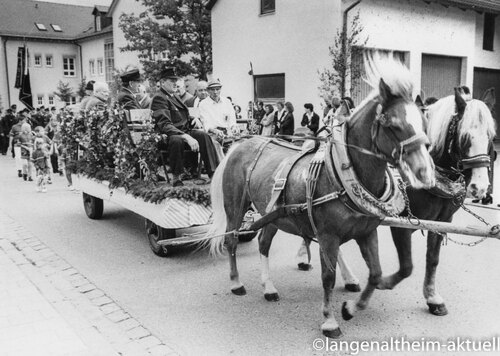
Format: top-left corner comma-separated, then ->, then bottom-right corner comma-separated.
337,249 -> 361,292
295,239 -> 312,271
225,203 -> 250,296
424,231 -> 448,316
377,227 -> 413,290
318,236 -> 342,338
342,230 -> 382,320
259,225 -> 280,301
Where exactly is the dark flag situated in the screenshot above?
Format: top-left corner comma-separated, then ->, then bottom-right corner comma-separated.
18,45 -> 33,110
14,46 -> 26,89
19,68 -> 33,110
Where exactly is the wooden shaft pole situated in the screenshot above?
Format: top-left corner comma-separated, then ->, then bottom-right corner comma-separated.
380,217 -> 500,239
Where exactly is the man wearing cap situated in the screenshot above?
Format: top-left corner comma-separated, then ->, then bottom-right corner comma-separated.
1,109 -> 16,155
118,69 -> 144,110
150,67 -> 219,187
199,79 -> 238,140
80,80 -> 95,110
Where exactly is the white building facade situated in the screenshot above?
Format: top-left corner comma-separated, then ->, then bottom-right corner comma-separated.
208,0 -> 500,133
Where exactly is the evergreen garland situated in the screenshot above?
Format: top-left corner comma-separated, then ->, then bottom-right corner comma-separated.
61,106 -> 210,206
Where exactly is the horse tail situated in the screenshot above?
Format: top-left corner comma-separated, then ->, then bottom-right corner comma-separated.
206,144 -> 238,256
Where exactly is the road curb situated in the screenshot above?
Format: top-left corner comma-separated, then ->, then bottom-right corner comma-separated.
0,210 -> 181,356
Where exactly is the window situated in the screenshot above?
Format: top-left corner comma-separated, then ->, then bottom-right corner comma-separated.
48,96 -> 54,105
96,15 -> 101,31
89,60 -> 95,75
37,95 -> 44,106
63,57 -> 76,77
35,23 -> 47,31
260,0 -> 275,15
34,54 -> 42,67
254,73 -> 285,102
483,13 -> 496,51
104,42 -> 114,85
45,55 -> 53,67
97,59 -> 104,76
67,96 -> 77,105
51,24 -> 62,32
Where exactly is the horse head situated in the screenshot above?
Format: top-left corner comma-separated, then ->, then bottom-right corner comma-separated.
370,78 -> 435,189
427,89 -> 497,199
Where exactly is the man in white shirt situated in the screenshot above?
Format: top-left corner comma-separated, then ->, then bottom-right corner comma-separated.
199,79 -> 238,140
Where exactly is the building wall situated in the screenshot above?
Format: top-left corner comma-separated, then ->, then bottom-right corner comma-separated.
110,0 -> 147,72
1,38 -> 81,109
211,0 -> 341,118
474,12 -> 500,70
353,0 -> 477,97
80,35 -> 111,84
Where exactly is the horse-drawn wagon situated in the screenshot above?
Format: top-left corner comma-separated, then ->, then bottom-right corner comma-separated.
62,106 -> 258,257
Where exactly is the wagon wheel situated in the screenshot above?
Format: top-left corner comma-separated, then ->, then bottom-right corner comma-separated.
145,219 -> 170,257
238,209 -> 259,243
82,193 -> 104,220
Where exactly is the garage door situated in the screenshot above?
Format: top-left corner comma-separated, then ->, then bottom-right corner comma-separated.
421,54 -> 462,99
473,67 -> 500,137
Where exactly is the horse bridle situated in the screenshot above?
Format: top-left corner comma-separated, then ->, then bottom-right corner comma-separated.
370,105 -> 430,167
446,113 -> 491,171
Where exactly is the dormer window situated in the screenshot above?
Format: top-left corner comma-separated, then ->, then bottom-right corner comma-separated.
35,23 -> 47,31
51,24 -> 62,32
96,15 -> 101,31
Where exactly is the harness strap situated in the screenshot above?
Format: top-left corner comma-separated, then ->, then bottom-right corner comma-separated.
238,139 -> 272,227
248,190 -> 343,232
460,154 -> 491,170
306,161 -> 323,235
265,146 -> 315,214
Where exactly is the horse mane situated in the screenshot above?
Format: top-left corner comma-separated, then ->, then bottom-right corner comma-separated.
348,52 -> 415,122
427,96 -> 497,158
363,52 -> 414,102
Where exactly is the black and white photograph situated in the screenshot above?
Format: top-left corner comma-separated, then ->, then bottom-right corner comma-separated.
0,0 -> 500,355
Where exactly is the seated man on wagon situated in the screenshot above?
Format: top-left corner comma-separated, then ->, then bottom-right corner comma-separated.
118,68 -> 150,110
150,67 -> 219,187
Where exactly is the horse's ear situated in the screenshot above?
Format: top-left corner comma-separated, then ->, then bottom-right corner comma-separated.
481,87 -> 496,112
454,87 -> 467,115
379,78 -> 394,103
415,95 -> 424,107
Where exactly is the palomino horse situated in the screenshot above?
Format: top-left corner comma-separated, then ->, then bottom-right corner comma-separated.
208,57 -> 436,337
339,88 -> 496,319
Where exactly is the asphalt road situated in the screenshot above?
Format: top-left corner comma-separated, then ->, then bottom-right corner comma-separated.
1,155 -> 499,356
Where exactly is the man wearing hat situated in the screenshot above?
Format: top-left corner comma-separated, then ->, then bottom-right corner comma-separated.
150,67 -> 219,187
1,108 -> 16,155
199,79 -> 238,140
118,68 -> 144,110
80,80 -> 95,110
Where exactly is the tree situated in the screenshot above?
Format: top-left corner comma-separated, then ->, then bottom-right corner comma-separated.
54,81 -> 74,104
119,0 -> 212,81
318,12 -> 367,100
78,77 -> 87,100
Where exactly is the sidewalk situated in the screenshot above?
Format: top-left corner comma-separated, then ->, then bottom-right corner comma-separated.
0,211 -> 179,356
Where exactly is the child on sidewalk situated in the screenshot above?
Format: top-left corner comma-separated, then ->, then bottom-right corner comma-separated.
32,138 -> 50,192
34,126 -> 53,184
18,123 -> 34,181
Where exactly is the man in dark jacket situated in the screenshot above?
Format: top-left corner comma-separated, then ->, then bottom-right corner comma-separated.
117,68 -> 142,110
150,67 -> 219,186
300,103 -> 320,134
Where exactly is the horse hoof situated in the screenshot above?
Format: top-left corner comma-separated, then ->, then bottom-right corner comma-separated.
427,303 -> 448,316
345,284 -> 361,292
264,293 -> 280,302
298,263 -> 312,271
322,327 -> 342,338
231,286 -> 247,296
341,301 -> 354,321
